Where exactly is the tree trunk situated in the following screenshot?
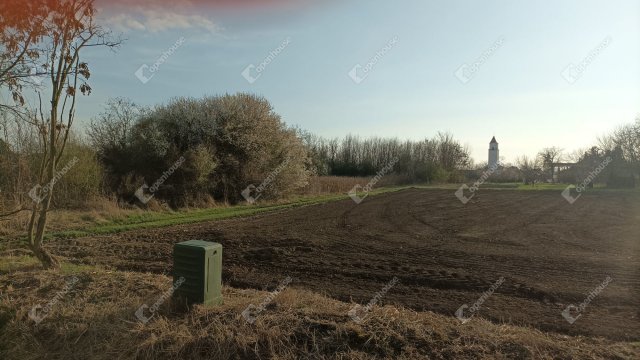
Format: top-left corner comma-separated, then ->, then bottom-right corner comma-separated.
30,243 -> 59,269
25,93 -> 60,269
30,198 -> 60,269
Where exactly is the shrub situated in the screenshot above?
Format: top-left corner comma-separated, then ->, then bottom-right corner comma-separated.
92,94 -> 310,206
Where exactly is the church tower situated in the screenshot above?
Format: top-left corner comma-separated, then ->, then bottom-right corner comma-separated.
488,136 -> 499,168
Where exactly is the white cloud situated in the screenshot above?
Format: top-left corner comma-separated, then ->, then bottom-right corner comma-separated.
102,8 -> 219,34
105,14 -> 146,32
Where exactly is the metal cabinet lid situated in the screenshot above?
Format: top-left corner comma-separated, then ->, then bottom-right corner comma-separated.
174,240 -> 222,249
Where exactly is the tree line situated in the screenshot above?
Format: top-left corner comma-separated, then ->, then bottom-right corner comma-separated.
1,94 -> 472,211
300,131 -> 470,181
512,119 -> 640,187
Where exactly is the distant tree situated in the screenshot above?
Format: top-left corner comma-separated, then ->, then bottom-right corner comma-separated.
301,132 -> 469,182
537,147 -> 564,182
516,155 -> 542,185
87,98 -> 147,193
88,98 -> 147,155
612,119 -> 640,179
566,148 -> 588,163
297,128 -> 330,176
575,145 -> 635,188
598,117 -> 640,185
572,147 -> 603,188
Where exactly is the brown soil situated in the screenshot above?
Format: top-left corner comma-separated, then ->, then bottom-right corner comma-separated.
47,188 -> 640,341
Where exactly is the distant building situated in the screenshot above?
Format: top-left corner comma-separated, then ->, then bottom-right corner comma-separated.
488,136 -> 499,168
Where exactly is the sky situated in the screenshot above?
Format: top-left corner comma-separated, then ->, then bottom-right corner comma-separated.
70,0 -> 640,164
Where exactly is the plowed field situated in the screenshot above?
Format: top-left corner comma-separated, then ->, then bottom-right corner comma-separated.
48,188 -> 640,340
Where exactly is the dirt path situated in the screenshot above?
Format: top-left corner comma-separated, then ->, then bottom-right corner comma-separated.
48,188 -> 640,340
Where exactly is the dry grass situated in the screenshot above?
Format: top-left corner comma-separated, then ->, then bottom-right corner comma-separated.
0,197 -> 136,238
0,177 -> 338,239
0,259 -> 637,360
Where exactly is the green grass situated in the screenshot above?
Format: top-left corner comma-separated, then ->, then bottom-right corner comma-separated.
60,262 -> 99,275
0,254 -> 98,274
43,186 -> 412,241
514,183 -> 571,190
4,182 -> 637,247
411,181 -> 639,192
412,182 -> 564,190
0,255 -> 40,273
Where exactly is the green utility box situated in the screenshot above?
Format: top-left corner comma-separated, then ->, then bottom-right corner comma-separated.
173,240 -> 223,306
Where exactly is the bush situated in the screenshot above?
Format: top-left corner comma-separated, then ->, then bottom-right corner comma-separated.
0,125 -> 102,210
92,94 -> 310,206
52,138 -> 103,208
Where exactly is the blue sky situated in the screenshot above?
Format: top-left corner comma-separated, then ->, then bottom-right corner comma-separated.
77,0 -> 640,164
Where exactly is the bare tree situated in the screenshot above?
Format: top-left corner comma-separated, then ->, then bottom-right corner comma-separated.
2,0 -> 121,268
87,97 -> 146,154
612,120 -> 640,178
537,147 -> 563,182
517,155 -> 542,185
566,147 -> 589,163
